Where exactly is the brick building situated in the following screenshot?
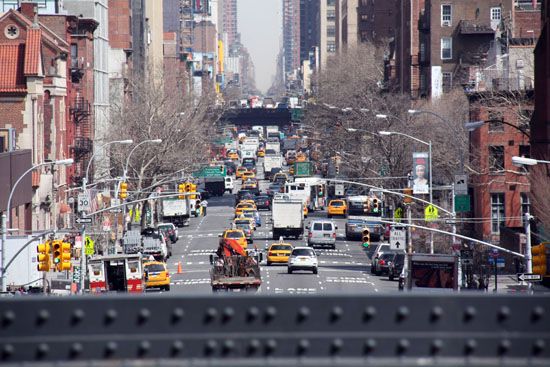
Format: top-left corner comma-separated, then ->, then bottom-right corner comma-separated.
0,5 -> 71,231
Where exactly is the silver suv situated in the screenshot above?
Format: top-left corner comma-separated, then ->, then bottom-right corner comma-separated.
307,220 -> 337,249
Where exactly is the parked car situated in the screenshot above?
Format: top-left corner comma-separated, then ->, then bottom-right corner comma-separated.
287,247 -> 318,274
371,252 -> 398,276
388,252 -> 406,281
306,220 -> 337,249
157,223 -> 178,244
254,195 -> 272,210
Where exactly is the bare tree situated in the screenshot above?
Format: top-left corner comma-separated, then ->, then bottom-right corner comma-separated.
529,165 -> 550,237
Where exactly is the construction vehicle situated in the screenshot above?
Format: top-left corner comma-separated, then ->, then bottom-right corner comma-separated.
209,238 -> 262,292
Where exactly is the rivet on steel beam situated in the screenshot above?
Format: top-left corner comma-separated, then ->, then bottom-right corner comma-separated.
363,306 -> 376,322
204,340 -> 217,355
172,308 -> 185,324
222,340 -> 235,355
297,339 -> 309,355
69,343 -> 83,358
36,309 -> 50,326
138,341 -> 151,356
431,339 -> 443,355
247,307 -> 260,322
533,339 -> 545,356
36,343 -> 49,359
463,306 -> 476,322
364,339 -> 377,354
204,308 -> 218,323
331,306 -> 343,322
430,306 -> 443,322
138,308 -> 151,325
104,309 -> 118,325
265,339 -> 277,355
397,339 -> 409,355
297,306 -> 310,322
498,306 -> 510,322
71,309 -> 85,325
396,306 -> 409,322
464,339 -> 477,355
531,306 -> 544,322
2,344 -> 14,359
248,339 -> 261,355
105,341 -> 117,357
222,307 -> 235,323
498,339 -> 511,355
331,338 -> 344,354
2,310 -> 15,326
171,340 -> 184,356
264,306 -> 277,322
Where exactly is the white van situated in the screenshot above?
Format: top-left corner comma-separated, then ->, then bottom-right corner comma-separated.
224,176 -> 234,194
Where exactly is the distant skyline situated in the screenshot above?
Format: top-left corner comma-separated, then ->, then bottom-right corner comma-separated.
237,0 -> 282,94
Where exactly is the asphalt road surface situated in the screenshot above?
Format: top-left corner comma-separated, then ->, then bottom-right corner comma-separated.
162,159 -> 398,295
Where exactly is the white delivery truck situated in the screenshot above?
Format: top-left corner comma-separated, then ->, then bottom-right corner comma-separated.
284,182 -> 311,212
263,155 -> 283,180
265,141 -> 281,154
271,194 -> 304,240
161,198 -> 190,227
243,138 -> 259,152
241,149 -> 256,162
266,126 -> 280,140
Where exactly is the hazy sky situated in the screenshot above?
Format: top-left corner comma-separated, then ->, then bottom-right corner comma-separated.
238,0 -> 282,93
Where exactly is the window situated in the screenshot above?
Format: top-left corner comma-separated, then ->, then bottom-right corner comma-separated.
70,44 -> 78,68
2,1 -> 18,11
420,43 -> 426,62
441,37 -> 452,60
489,146 -> 505,172
327,26 -> 336,37
488,110 -> 504,131
327,10 -> 336,20
518,145 -> 530,158
491,193 -> 505,234
323,223 -> 333,231
521,193 -> 530,225
441,4 -> 452,25
327,42 -> 336,52
442,72 -> 452,92
490,7 -> 502,21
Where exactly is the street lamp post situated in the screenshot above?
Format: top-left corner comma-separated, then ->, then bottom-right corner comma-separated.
79,139 -> 133,294
1,159 -> 74,292
379,130 -> 435,254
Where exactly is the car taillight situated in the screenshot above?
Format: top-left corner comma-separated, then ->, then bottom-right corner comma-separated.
379,259 -> 385,266
268,252 -> 274,256
308,232 -> 312,238
265,201 -> 269,205
332,233 -> 336,238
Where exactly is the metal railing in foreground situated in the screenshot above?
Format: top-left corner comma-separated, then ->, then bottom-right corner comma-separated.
0,293 -> 549,366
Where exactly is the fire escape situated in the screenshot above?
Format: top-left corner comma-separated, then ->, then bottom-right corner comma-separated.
70,95 -> 92,186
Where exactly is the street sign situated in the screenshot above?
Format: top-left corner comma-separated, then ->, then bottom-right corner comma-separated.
193,166 -> 226,178
75,217 -> 92,224
455,194 -> 470,213
517,273 -> 542,282
488,258 -> 505,268
424,204 -> 438,222
84,236 -> 95,255
72,266 -> 81,283
389,227 -> 406,251
335,184 -> 345,196
454,174 -> 468,195
78,192 -> 91,212
394,207 -> 403,222
445,219 -> 457,225
110,198 -> 122,213
490,248 -> 499,258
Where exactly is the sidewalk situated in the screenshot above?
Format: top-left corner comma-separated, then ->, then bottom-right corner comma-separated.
495,275 -> 550,294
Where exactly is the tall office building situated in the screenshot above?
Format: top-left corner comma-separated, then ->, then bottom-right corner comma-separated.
283,0 -> 301,75
300,0 -> 320,64
221,0 -> 238,55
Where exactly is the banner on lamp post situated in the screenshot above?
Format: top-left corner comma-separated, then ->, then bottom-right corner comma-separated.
412,152 -> 430,195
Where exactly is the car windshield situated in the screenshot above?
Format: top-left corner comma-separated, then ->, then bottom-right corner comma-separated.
323,223 -> 333,230
331,201 -> 344,206
271,245 -> 292,251
225,231 -> 244,239
292,249 -> 315,257
144,264 -> 165,273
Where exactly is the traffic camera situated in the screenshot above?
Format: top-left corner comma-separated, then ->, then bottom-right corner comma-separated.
119,182 -> 128,200
403,188 -> 413,204
178,183 -> 186,199
362,229 -> 371,247
37,241 -> 51,272
531,243 -> 548,276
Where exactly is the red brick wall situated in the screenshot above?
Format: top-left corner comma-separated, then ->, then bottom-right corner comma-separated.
0,98 -> 25,134
514,10 -> 542,38
109,0 -> 132,49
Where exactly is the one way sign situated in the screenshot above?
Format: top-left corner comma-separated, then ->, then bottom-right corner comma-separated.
390,226 -> 406,250
517,273 -> 542,282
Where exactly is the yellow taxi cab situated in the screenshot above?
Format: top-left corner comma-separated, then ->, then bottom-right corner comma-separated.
236,166 -> 247,179
233,217 -> 255,243
241,171 -> 256,182
327,199 -> 347,218
235,201 -> 257,216
242,179 -> 258,190
296,152 -> 307,162
220,229 -> 248,250
227,151 -> 239,160
143,261 -> 171,291
266,241 -> 294,266
257,148 -> 265,157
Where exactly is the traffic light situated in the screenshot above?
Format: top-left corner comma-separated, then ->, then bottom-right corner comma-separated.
532,243 -> 548,276
178,183 -> 186,199
363,200 -> 370,213
188,183 -> 197,199
403,188 -> 413,204
37,241 -> 51,272
372,198 -> 380,213
362,229 -> 371,247
57,242 -> 72,271
119,182 -> 128,200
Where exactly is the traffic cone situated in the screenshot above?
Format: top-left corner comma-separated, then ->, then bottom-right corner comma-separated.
177,261 -> 182,274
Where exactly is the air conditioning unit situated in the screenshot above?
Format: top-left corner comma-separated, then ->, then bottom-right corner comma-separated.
0,128 -> 16,152
442,20 -> 451,26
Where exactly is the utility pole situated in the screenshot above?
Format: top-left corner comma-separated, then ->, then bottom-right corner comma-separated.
524,212 -> 533,273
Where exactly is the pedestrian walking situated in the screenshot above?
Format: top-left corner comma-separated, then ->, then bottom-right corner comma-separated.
200,199 -> 209,216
